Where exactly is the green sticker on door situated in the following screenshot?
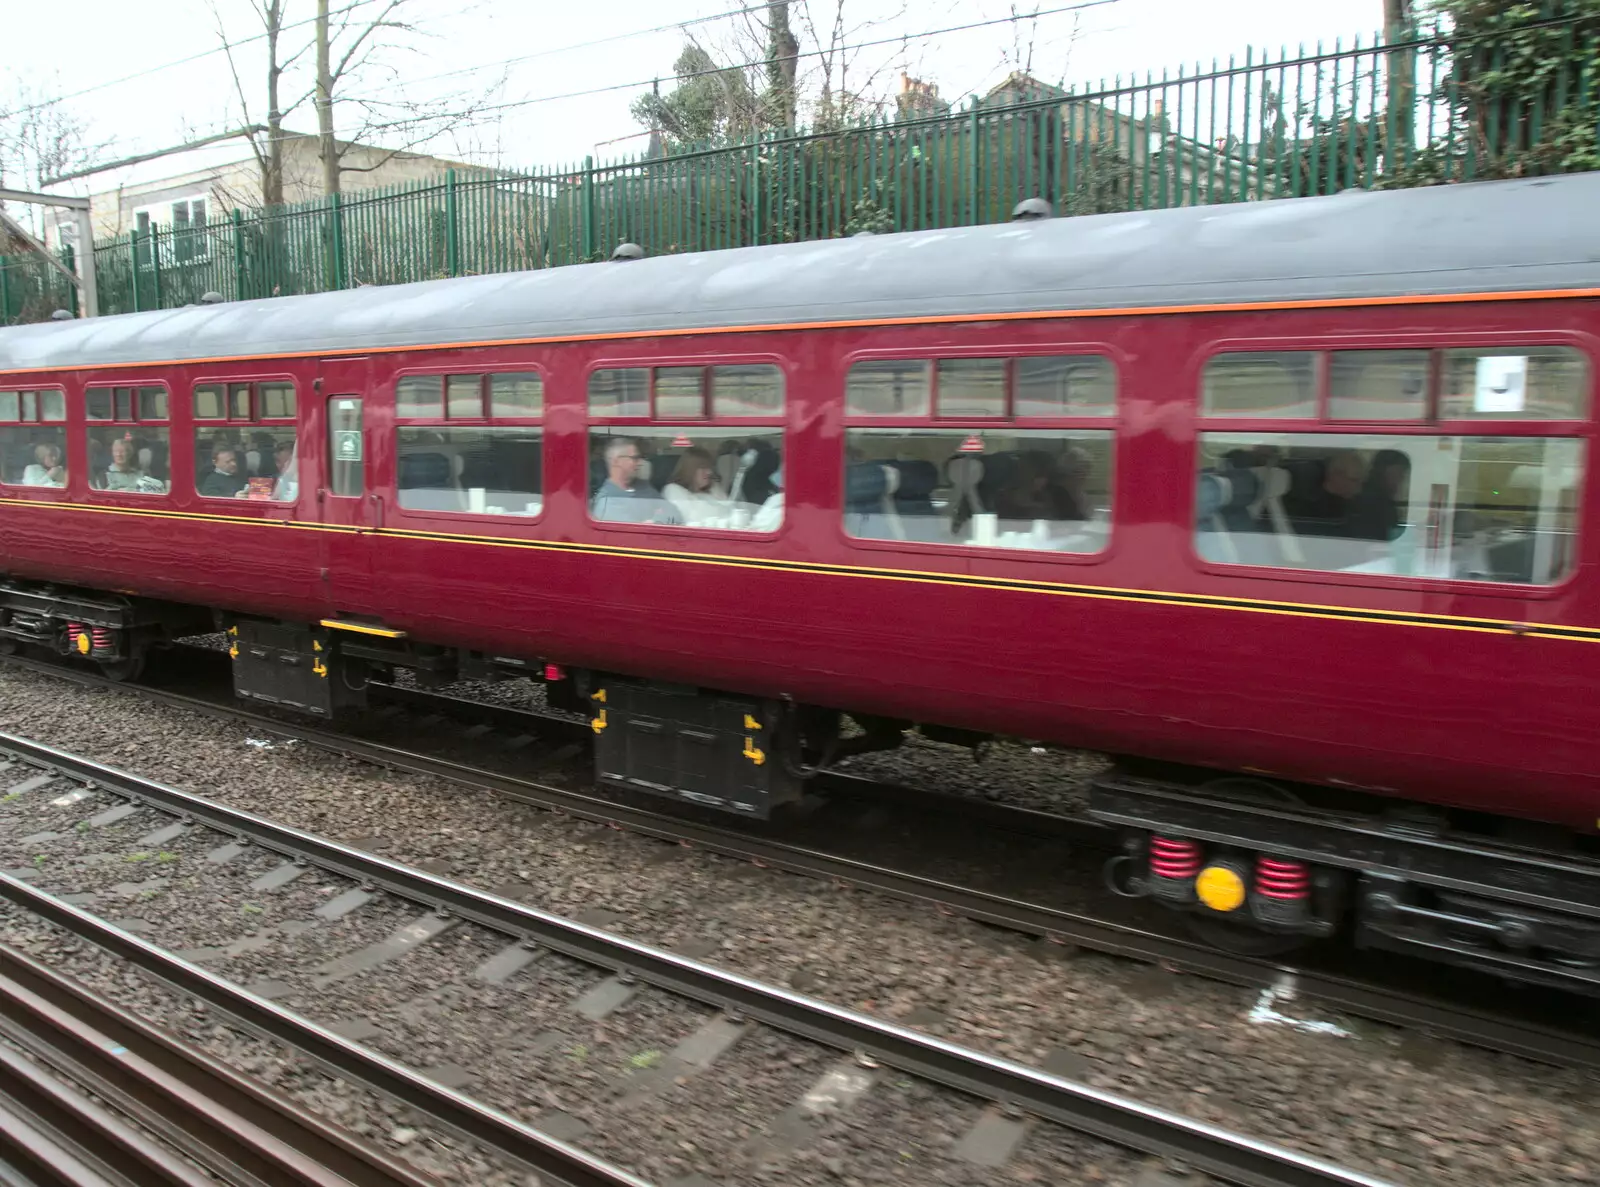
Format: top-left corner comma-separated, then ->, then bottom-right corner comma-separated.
334,430 -> 362,461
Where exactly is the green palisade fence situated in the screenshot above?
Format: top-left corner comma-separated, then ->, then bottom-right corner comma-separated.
2,13 -> 1594,325
0,250 -> 79,327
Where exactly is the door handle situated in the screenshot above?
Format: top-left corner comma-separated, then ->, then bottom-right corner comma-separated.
370,492 -> 385,531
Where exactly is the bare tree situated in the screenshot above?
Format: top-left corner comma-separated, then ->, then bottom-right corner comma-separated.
796,0 -> 908,129
312,0 -> 507,195
213,0 -> 306,207
0,80 -> 103,237
212,0 -> 505,205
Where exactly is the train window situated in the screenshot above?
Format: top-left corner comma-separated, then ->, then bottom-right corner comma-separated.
260,383 -> 296,419
447,374 -> 483,419
192,380 -> 299,501
0,390 -> 64,423
712,365 -> 783,416
194,425 -> 298,500
1195,432 -> 1583,584
1014,355 -> 1117,417
86,427 -> 171,495
398,426 -> 543,515
84,385 -> 172,495
489,372 -> 543,418
655,368 -> 706,419
1439,346 -> 1588,421
589,368 -> 649,417
844,428 -> 1112,553
396,371 -> 544,518
194,385 -> 224,419
588,427 -> 783,530
1329,351 -> 1429,420
0,390 -> 68,488
937,359 -> 1007,418
397,375 -> 443,419
1203,352 -> 1317,418
328,398 -> 364,497
846,359 -> 931,417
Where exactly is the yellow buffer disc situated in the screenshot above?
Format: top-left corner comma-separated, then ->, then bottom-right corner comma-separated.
1196,865 -> 1246,912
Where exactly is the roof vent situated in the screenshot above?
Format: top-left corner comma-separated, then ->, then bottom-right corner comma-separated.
49,309 -> 74,321
1011,197 -> 1054,222
852,230 -> 875,237
200,291 -> 226,304
611,242 -> 644,261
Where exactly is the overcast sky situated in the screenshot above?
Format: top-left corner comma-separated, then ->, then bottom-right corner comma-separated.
8,0 -> 1388,189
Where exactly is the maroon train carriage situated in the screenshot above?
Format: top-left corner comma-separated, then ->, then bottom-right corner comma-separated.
3,174 -> 1600,989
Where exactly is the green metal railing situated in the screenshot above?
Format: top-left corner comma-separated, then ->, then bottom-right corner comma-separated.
3,10 -> 1596,326
0,248 -> 78,327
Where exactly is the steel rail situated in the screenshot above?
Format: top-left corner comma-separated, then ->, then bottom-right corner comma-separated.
3,654 -> 1598,1073
0,1041 -> 213,1187
0,736 -> 1388,1187
0,874 -> 652,1187
0,939 -> 443,1187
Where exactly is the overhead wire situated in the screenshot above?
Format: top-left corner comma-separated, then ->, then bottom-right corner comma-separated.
7,0 -> 793,122
4,0 -> 371,121
348,0 -> 1120,117
400,0 -> 796,89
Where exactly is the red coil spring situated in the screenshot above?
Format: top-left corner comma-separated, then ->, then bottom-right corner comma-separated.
1148,836 -> 1203,880
91,627 -> 113,653
1255,856 -> 1311,901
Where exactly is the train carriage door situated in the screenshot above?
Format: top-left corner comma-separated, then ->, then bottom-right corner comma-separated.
312,358 -> 378,615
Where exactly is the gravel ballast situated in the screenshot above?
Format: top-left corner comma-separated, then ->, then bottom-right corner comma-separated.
0,664 -> 1596,1186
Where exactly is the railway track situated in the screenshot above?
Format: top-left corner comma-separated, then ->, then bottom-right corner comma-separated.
0,732 -> 1389,1187
3,648 -> 1595,1076
0,937 -> 474,1187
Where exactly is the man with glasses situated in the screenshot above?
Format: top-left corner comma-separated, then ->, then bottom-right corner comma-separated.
592,436 -> 682,524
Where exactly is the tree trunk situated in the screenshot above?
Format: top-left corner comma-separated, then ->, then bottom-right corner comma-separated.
766,2 -> 799,131
1383,0 -> 1416,161
316,0 -> 339,196
264,0 -> 285,206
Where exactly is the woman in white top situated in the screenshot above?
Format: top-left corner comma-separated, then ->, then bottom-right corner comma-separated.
22,443 -> 65,487
661,447 -> 729,524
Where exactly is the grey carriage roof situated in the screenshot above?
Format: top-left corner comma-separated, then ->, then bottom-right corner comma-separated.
5,172 -> 1600,375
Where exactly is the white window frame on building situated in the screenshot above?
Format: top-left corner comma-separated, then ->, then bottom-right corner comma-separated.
131,194 -> 212,268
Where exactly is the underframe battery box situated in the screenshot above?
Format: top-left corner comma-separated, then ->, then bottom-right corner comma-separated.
592,681 -> 802,817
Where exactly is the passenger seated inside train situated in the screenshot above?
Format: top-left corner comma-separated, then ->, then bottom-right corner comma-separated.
661,447 -> 729,523
1343,449 -> 1410,542
272,443 -> 299,502
1282,450 -> 1368,539
199,447 -> 249,498
22,442 -> 65,487
586,432 -> 782,530
749,464 -> 783,532
592,437 -> 684,525
1192,438 -> 1580,583
98,437 -> 168,494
